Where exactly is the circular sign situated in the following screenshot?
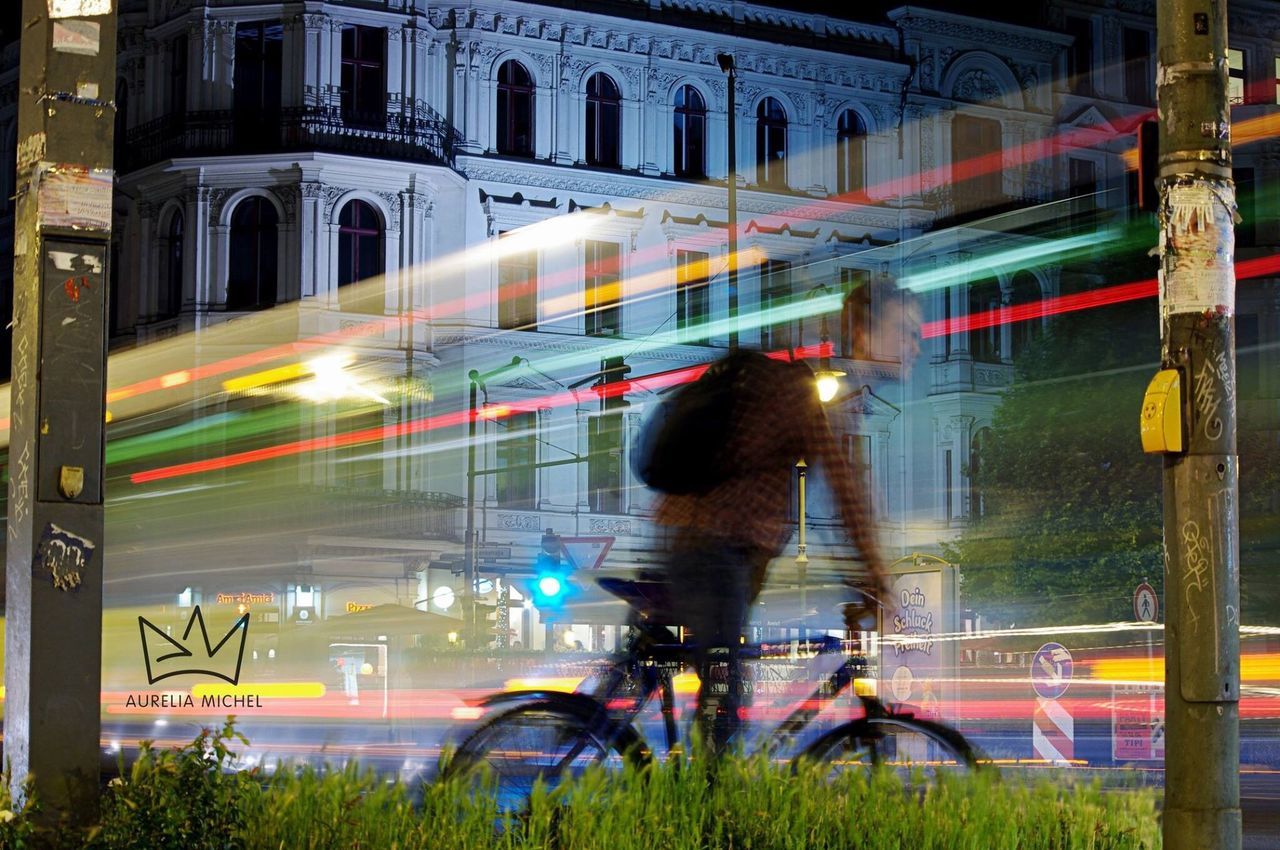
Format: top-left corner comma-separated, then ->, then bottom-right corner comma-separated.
1031,642 -> 1073,701
1134,582 -> 1159,623
890,665 -> 914,702
432,585 -> 455,610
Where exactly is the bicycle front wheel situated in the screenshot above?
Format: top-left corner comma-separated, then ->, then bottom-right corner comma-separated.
794,716 -> 979,784
443,700 -> 645,812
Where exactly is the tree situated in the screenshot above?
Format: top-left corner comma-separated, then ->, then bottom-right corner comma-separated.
947,294 -> 1280,627
945,299 -> 1163,626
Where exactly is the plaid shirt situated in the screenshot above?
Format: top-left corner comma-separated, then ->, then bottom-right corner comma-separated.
654,354 -> 886,595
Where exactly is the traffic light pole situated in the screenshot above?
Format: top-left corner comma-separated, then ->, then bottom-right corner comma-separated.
1154,0 -> 1241,847
5,0 -> 117,822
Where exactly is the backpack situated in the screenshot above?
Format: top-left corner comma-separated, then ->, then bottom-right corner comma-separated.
631,349 -> 770,494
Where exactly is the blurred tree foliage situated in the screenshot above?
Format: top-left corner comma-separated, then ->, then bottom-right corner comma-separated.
944,296 -> 1280,627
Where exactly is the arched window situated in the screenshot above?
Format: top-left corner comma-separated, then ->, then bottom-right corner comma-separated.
337,199 -> 384,313
159,208 -> 184,320
227,196 -> 278,311
836,110 -> 867,197
967,278 -> 1002,363
585,72 -> 621,168
756,97 -> 788,188
1008,272 -> 1042,358
673,85 -> 706,178
497,60 -> 534,157
970,427 -> 992,519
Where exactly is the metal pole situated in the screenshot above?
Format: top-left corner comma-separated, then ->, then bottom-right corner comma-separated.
796,459 -> 808,636
1155,0 -> 1240,846
464,373 -> 480,649
5,0 -> 117,823
719,54 -> 739,349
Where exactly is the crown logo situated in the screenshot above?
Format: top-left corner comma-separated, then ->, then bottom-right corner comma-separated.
138,606 -> 249,685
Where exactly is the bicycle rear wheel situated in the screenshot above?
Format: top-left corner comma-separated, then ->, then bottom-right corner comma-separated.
443,700 -> 645,812
794,716 -> 978,785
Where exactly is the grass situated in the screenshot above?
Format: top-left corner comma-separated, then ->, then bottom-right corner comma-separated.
0,721 -> 1160,849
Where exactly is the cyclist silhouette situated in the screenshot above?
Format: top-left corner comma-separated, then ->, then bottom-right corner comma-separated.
645,283 -> 919,754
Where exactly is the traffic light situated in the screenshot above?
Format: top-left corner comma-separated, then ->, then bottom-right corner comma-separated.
531,528 -> 572,609
1137,119 -> 1159,213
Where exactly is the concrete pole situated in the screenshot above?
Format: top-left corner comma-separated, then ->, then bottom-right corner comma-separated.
5,0 -> 117,823
1155,0 -> 1241,847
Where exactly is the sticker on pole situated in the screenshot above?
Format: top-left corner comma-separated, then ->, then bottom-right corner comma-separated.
1031,643 -> 1073,700
1134,582 -> 1159,623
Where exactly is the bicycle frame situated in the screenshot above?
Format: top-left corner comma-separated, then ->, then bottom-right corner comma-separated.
548,629 -> 894,760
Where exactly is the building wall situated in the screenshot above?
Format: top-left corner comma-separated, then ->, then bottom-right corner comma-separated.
1,0 -> 1278,597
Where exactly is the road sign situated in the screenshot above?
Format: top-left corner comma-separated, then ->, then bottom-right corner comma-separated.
1031,642 -> 1073,700
559,536 -> 615,571
476,545 -> 512,560
1134,581 -> 1159,623
1033,696 -> 1075,764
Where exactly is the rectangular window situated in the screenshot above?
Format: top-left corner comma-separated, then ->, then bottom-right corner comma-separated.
1235,167 -> 1255,247
1229,48 -> 1246,105
341,25 -> 386,128
588,357 -> 627,514
497,231 -> 538,331
170,35 -> 188,117
495,411 -> 537,509
1065,17 -> 1093,95
1069,157 -> 1097,227
758,259 -> 792,351
1122,27 -> 1151,105
233,22 -> 283,124
950,115 -> 1003,214
839,268 -> 871,359
675,249 -> 710,342
585,240 -> 621,337
847,434 -> 873,508
336,404 -> 384,491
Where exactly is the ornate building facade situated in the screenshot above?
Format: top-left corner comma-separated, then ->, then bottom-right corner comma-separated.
1,0 -> 1277,647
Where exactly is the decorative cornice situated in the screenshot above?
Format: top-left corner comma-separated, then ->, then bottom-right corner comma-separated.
889,11 -> 1070,57
460,160 -> 903,229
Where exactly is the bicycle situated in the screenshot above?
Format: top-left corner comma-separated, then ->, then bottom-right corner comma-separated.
441,577 -> 980,809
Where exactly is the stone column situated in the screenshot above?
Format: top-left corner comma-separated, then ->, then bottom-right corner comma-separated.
181,187 -> 206,311
135,200 -> 156,325
298,182 -> 324,299
946,251 -> 971,358
387,27 -> 405,121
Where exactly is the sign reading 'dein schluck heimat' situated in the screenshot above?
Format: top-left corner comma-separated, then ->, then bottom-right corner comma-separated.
886,572 -> 943,719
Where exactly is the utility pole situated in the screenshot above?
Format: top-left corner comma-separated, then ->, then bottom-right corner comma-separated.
717,53 -> 739,349
6,0 -> 117,823
1154,0 -> 1240,847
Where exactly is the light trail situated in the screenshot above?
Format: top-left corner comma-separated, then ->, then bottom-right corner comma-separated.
126,343 -> 831,484
921,253 -> 1280,339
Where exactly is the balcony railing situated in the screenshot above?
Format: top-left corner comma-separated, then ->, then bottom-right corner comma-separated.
124,105 -> 462,173
305,487 -> 462,542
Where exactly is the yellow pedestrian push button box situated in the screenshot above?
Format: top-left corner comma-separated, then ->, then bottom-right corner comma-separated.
1140,369 -> 1183,454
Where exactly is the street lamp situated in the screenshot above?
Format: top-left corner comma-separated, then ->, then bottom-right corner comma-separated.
795,458 -> 809,637
814,314 -> 846,402
717,53 -> 739,349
